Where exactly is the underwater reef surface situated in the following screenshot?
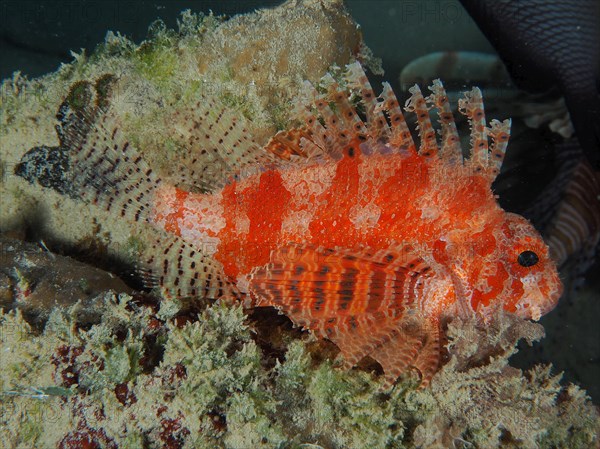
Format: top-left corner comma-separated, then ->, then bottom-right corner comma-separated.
1,293 -> 599,449
0,0 -> 599,447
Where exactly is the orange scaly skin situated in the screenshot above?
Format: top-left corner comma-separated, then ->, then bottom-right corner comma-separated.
146,66 -> 562,386
30,63 -> 562,388
154,144 -> 560,323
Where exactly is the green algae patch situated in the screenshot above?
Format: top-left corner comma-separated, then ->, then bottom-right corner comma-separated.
133,22 -> 179,88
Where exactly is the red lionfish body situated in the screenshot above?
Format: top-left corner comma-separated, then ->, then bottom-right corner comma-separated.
36,63 -> 563,387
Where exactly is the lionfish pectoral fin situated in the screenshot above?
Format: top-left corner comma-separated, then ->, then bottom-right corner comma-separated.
248,243 -> 438,386
331,314 -> 442,389
371,318 -> 426,389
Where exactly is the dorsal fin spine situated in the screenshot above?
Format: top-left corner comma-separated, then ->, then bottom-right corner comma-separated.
487,118 -> 511,179
377,82 -> 416,151
427,79 -> 463,165
458,87 -> 490,172
405,85 -> 439,158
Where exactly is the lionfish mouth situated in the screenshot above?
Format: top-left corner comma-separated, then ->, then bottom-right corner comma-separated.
514,272 -> 563,321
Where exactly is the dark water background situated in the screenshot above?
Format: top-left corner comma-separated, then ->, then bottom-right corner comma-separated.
1,0 -> 598,401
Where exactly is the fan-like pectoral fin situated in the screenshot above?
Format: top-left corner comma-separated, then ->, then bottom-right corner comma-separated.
248,243 -> 443,387
327,314 -> 414,371
323,314 -> 443,389
365,314 -> 442,389
317,314 -> 429,388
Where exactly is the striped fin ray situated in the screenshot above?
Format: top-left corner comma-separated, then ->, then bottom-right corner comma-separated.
426,79 -> 462,164
265,80 -> 342,161
264,128 -> 318,160
139,233 -> 240,301
264,65 -> 398,161
165,96 -> 278,192
248,244 -> 442,387
331,315 -> 428,387
344,62 -> 389,140
487,118 -> 511,178
249,244 -> 431,312
376,82 -> 415,151
317,73 -> 370,150
456,86 -> 511,183
410,319 -> 444,387
328,81 -> 369,136
458,87 -> 489,170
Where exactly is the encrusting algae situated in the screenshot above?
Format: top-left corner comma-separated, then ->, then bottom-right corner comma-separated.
1,294 -> 598,448
0,1 -> 599,448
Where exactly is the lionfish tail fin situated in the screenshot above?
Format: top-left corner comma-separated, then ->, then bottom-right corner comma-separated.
16,77 -> 239,303
16,78 -> 164,225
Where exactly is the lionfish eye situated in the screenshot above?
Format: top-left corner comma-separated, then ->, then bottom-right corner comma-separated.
518,250 -> 539,267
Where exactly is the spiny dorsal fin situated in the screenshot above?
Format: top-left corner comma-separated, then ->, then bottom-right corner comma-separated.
263,62 -> 511,185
